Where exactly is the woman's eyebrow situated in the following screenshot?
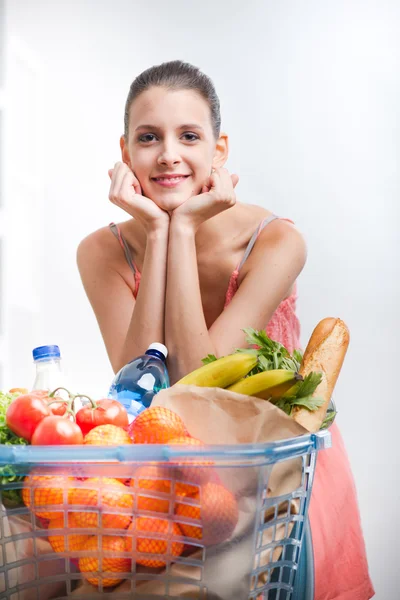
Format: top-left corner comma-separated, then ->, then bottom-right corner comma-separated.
135,124 -> 160,132
134,123 -> 204,132
178,124 -> 204,131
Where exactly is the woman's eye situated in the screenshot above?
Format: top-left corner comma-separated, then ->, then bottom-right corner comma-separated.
138,133 -> 157,143
182,132 -> 199,142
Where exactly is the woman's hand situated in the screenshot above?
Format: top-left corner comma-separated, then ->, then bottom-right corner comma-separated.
171,168 -> 239,232
108,162 -> 170,233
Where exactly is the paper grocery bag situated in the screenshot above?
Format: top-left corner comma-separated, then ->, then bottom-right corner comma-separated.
71,385 -> 308,599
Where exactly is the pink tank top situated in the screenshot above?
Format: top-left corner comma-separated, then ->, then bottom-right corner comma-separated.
109,219 -> 374,599
110,215 -> 301,352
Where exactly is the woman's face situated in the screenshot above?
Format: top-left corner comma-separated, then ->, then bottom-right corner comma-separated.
122,86 -> 224,211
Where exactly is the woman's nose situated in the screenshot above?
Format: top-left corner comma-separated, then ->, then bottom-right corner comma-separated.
157,139 -> 181,167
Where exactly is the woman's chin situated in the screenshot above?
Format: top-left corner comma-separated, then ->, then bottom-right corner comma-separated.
151,192 -> 191,213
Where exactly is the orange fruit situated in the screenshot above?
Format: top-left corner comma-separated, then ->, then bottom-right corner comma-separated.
47,514 -> 91,553
8,387 -> 29,395
127,407 -> 187,444
125,517 -> 184,568
168,436 -> 213,487
67,477 -> 134,530
130,465 -> 171,514
22,472 -> 73,520
129,465 -> 198,513
83,425 -> 133,483
175,481 -> 239,546
79,535 -> 131,588
83,424 -> 132,445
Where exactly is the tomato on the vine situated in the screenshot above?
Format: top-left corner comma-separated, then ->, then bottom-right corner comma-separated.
75,399 -> 129,436
6,393 -> 51,441
46,398 -> 67,416
31,416 -> 83,445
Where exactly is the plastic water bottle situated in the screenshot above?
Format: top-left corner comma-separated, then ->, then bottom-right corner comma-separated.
32,345 -> 69,399
108,343 -> 170,422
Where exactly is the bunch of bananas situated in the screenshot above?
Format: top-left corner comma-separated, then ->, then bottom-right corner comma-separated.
176,352 -> 302,401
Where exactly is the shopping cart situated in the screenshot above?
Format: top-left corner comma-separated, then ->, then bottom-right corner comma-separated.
0,430 -> 330,599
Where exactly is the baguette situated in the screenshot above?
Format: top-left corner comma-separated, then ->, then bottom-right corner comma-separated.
292,317 -> 350,432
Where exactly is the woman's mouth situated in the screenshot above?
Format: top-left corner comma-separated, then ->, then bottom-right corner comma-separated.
151,175 -> 190,188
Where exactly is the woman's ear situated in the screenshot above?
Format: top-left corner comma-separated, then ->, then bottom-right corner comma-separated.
120,135 -> 131,167
212,133 -> 229,169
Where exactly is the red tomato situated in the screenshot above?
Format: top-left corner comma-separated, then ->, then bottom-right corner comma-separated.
46,398 -> 68,416
6,394 -> 51,441
31,416 -> 83,445
75,399 -> 129,436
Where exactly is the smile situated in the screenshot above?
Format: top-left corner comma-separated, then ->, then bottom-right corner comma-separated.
152,175 -> 190,188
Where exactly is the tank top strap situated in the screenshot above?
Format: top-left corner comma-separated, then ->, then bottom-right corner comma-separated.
109,222 -> 138,277
237,214 -> 280,272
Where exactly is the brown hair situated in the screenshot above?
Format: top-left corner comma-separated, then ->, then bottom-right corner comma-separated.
124,60 -> 221,139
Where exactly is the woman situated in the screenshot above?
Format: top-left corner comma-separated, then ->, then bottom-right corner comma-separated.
77,60 -> 374,599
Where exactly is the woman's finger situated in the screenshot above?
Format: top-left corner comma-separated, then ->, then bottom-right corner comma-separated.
120,170 -> 141,202
208,168 -> 221,191
231,174 -> 239,188
130,171 -> 142,196
110,162 -> 129,201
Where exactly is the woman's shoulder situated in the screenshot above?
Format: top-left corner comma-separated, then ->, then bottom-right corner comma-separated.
235,203 -> 306,275
78,219 -> 142,259
234,202 -> 302,238
77,224 -> 119,266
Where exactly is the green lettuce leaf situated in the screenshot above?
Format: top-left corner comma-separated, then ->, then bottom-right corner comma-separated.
0,391 -> 29,505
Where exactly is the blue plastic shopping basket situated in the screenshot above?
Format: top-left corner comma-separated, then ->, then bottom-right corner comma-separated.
0,430 -> 330,599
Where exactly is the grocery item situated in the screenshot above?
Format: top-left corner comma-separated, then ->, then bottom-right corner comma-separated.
108,343 -> 170,422
226,368 -> 302,399
31,345 -> 70,399
173,323 -> 348,429
79,535 -> 131,588
127,406 -> 187,444
129,465 -> 172,513
67,477 -> 134,530
0,390 -> 30,504
168,436 -> 213,485
31,415 -> 83,445
175,481 -> 239,547
83,423 -> 132,446
6,392 -> 51,441
22,472 -> 73,520
175,351 -> 258,387
292,317 -> 350,432
125,517 -> 184,568
47,514 -> 91,553
75,398 -> 128,435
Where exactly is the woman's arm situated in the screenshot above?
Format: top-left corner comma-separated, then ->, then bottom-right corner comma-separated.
165,217 -> 307,383
78,162 -> 170,373
77,226 -> 169,373
116,226 -> 169,369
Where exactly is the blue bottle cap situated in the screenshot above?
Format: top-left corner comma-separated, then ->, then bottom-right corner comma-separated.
147,343 -> 168,359
32,345 -> 61,361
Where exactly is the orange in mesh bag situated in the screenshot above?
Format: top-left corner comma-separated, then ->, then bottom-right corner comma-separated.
128,405 -> 187,443
78,535 -> 131,588
47,514 -> 91,553
175,480 -> 239,547
168,435 -> 214,488
125,516 -> 184,568
22,470 -> 74,520
67,477 -> 134,530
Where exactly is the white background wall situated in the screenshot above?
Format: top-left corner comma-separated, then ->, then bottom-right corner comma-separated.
3,1 -> 399,597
